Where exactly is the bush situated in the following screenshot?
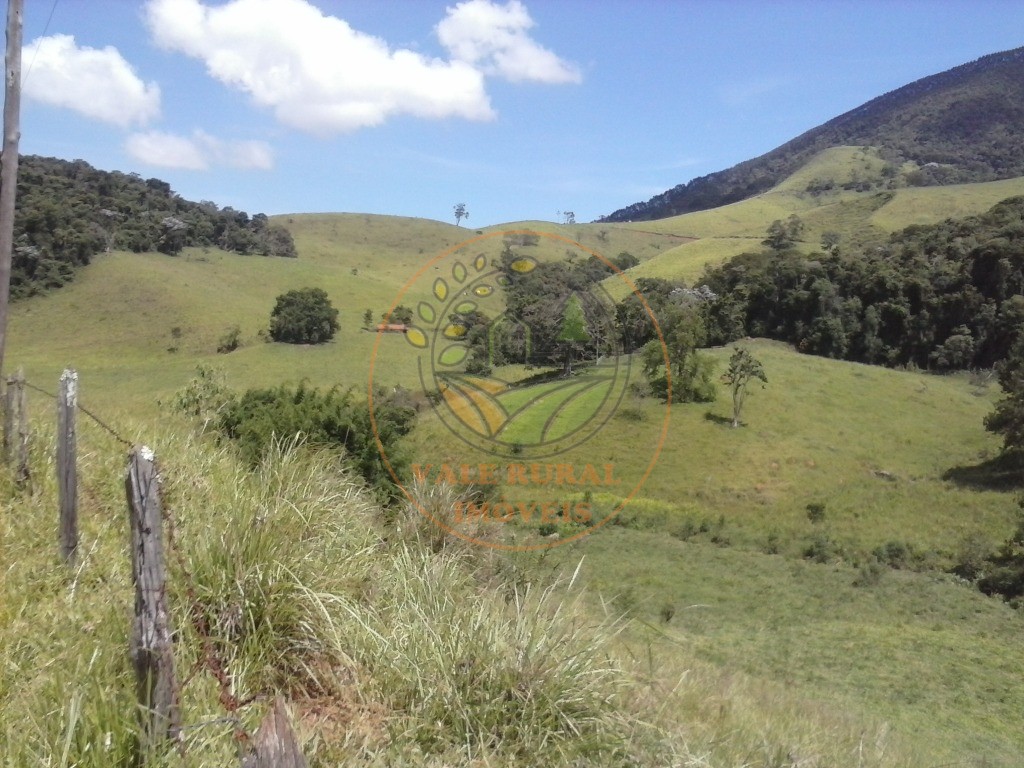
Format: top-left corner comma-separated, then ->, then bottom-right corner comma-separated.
806,502 -> 827,523
803,532 -> 838,563
853,561 -> 885,587
269,287 -> 339,344
952,533 -> 996,580
872,540 -> 914,569
170,364 -> 233,422
216,382 -> 416,501
216,324 -> 242,353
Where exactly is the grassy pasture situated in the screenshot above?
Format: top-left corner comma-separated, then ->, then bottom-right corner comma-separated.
871,176 -> 1024,230
413,339 -> 1013,562
560,531 -> 1024,764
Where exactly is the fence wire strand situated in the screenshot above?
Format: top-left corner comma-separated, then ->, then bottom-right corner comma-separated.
20,378 -> 134,447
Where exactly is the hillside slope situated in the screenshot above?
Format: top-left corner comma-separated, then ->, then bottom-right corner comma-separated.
604,46 -> 1024,222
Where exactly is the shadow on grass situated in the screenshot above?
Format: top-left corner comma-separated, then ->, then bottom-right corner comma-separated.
943,452 -> 1024,491
703,411 -> 735,427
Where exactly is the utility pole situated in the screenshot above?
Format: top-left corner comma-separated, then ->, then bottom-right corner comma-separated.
0,0 -> 23,383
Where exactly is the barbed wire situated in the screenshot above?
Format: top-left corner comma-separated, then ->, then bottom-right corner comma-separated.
19,378 -> 135,448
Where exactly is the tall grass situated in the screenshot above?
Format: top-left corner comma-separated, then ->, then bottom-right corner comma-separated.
0,423 -> 675,765
3,404 -> 990,766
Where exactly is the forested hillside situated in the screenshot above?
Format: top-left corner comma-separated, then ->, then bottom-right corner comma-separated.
12,155 -> 295,298
697,196 -> 1024,370
604,46 -> 1024,222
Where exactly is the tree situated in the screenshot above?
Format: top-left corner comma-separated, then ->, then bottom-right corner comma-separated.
259,224 -> 297,258
985,337 -> 1024,454
722,346 -> 767,427
762,214 -> 804,252
558,293 -> 589,376
269,287 -> 339,344
157,216 -> 187,255
820,230 -> 841,256
639,299 -> 716,403
613,251 -> 639,271
453,203 -> 468,226
362,308 -> 374,330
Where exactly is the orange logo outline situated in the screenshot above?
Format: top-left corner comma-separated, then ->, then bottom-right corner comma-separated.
369,229 -> 671,551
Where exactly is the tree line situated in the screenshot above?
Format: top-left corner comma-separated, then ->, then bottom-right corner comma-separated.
698,197 -> 1024,371
12,155 -> 296,298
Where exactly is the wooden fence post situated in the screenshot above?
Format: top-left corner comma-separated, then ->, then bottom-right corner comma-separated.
58,368 -> 77,565
242,697 -> 308,768
2,372 -> 11,462
125,446 -> 179,759
14,369 -> 27,486
4,368 -> 28,484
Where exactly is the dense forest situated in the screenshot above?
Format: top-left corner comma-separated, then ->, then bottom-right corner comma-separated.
692,196 -> 1024,371
12,155 -> 295,298
603,46 -> 1024,222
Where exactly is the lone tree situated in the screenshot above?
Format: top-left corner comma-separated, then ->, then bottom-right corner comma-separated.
722,346 -> 767,427
453,203 -> 468,226
558,293 -> 590,376
269,287 -> 339,344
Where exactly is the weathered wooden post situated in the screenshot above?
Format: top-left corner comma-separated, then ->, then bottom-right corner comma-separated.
242,697 -> 308,768
2,370 -> 13,462
57,368 -> 77,565
13,368 -> 27,485
125,446 -> 179,760
3,367 -> 28,484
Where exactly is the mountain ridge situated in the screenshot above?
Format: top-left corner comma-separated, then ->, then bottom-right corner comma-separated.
602,45 -> 1024,222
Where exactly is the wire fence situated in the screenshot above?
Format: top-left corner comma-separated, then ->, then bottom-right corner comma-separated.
2,368 -> 306,766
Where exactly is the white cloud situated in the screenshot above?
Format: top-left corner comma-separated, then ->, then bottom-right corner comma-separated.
436,0 -> 581,84
22,34 -> 161,127
144,0 -> 496,136
125,130 -> 274,171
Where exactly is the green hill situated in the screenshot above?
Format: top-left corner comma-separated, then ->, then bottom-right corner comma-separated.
604,46 -> 1024,222
4,214 -> 684,415
598,146 -> 1024,293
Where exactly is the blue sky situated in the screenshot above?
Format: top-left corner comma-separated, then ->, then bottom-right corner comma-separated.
18,0 -> 1024,226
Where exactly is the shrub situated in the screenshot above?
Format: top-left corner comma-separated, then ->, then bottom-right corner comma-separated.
269,287 -> 339,344
615,405 -> 647,422
170,364 -> 233,422
216,382 -> 416,500
873,540 -> 914,569
853,561 -> 885,587
806,502 -> 827,524
216,324 -> 242,353
976,511 -> 1024,604
803,533 -> 838,564
951,532 -> 996,580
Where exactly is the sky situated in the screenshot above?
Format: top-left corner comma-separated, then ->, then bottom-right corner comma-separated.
16,0 -> 1024,226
